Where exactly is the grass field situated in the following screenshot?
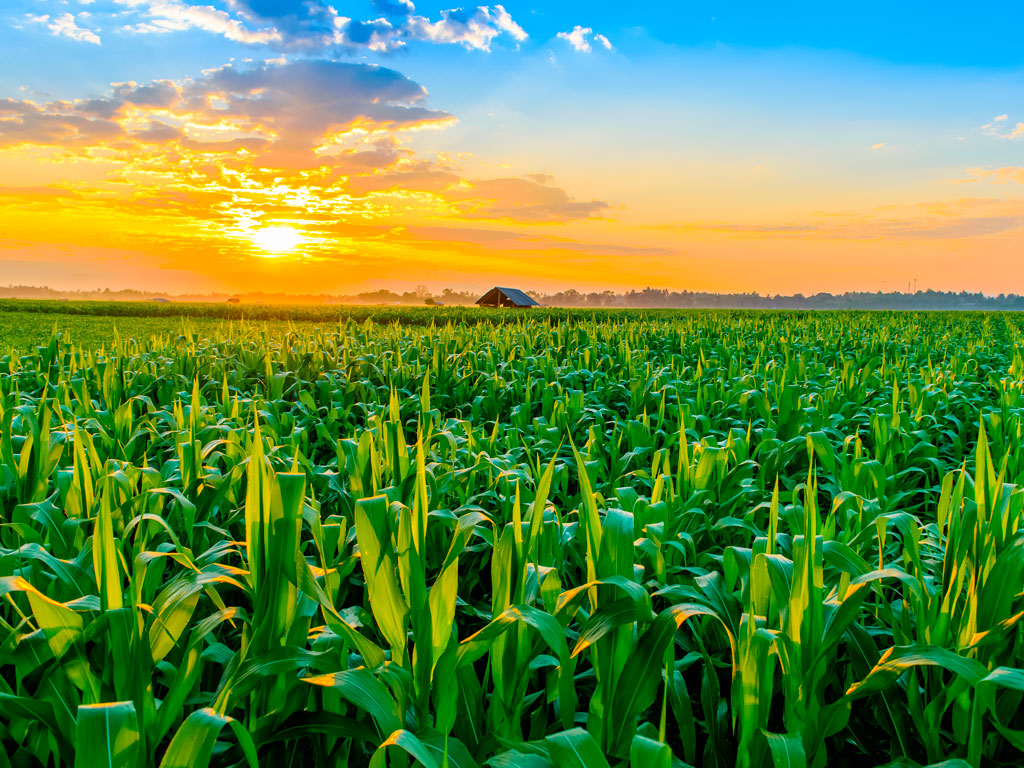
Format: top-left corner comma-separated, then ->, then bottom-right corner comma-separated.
3,302 -> 1024,767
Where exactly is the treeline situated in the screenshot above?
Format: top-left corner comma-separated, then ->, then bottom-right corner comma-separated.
540,288 -> 1024,310
4,284 -> 1024,310
0,284 -> 480,306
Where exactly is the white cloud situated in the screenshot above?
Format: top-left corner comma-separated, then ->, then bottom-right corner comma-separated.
871,142 -> 885,149
334,16 -> 404,53
26,12 -> 102,44
404,6 -> 526,51
111,0 -> 525,52
558,25 -> 592,52
115,0 -> 280,44
557,25 -> 612,53
994,114 -> 1009,121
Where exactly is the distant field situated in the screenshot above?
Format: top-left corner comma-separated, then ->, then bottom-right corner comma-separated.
0,297 -> 622,325
0,309 -> 324,352
0,298 -> 780,353
0,297 -> 1006,352
4,302 -> 1024,766
0,298 -> 479,322
0,299 -> 635,351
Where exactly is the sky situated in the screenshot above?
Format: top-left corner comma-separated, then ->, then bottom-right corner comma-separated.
1,1 -> 1023,296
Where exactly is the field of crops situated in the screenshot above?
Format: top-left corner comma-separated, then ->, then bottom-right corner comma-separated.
3,306 -> 1024,768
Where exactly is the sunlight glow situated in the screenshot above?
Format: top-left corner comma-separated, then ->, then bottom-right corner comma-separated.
249,225 -> 305,255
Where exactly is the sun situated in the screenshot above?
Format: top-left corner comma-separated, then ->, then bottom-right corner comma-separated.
248,225 -> 305,255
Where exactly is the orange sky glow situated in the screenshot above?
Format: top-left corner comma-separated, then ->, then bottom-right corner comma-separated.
2,11 -> 1023,295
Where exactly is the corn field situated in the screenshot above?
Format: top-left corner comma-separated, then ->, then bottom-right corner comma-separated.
3,309 -> 1024,768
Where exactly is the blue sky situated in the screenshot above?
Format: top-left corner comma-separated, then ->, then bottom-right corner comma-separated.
6,1 -> 1023,100
1,1 -> 1022,294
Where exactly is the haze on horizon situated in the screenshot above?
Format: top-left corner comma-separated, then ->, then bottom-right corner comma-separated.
1,1 -> 1022,297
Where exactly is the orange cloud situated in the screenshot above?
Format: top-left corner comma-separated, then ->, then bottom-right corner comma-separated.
965,166 -> 1024,184
0,58 -> 620,292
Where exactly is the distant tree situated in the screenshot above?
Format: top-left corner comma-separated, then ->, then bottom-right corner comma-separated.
440,288 -> 478,305
5,282 -> 1024,311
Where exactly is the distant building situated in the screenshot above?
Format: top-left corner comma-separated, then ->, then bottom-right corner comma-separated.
151,297 -> 170,302
475,287 -> 539,309
227,297 -> 241,304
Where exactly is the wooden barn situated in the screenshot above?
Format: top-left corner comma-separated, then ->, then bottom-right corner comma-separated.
475,286 -> 539,309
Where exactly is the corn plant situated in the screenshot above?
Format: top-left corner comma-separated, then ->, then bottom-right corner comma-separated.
1,308 -> 1024,767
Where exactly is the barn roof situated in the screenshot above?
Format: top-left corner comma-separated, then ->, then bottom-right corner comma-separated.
477,286 -> 539,307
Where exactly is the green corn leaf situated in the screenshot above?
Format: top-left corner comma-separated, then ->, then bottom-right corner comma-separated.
158,708 -> 258,768
846,644 -> 988,699
527,452 -> 558,560
455,604 -> 567,668
608,603 -> 735,754
93,482 -> 123,612
571,598 -> 651,658
75,702 -> 139,768
303,668 -> 403,735
545,728 -> 612,768
369,729 -> 441,768
354,495 -> 410,655
429,556 -> 459,664
629,735 -> 674,768
0,693 -> 75,760
763,731 -> 806,768
488,752 -> 554,768
0,575 -> 83,660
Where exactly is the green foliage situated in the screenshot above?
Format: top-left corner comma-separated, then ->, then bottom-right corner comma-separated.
3,308 -> 1024,766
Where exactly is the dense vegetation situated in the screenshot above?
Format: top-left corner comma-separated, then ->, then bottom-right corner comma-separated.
2,308 -> 1024,767
6,285 -> 1024,310
0,301 -> 622,333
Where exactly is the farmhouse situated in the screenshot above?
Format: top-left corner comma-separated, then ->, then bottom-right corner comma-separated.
475,286 -> 539,309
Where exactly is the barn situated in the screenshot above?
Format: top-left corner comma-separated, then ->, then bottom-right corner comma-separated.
475,287 -> 539,309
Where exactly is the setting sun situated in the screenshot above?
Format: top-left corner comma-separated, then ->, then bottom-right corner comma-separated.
249,226 -> 305,255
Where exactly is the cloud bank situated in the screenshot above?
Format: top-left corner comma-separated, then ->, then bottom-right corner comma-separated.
109,0 -> 526,52
0,58 -> 607,262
